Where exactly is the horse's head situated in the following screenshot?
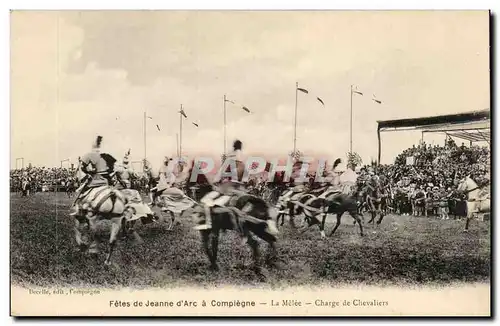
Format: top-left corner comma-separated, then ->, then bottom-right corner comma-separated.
457,175 -> 475,193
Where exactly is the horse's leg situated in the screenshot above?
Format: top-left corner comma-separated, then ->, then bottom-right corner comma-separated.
277,212 -> 284,227
87,215 -> 100,256
201,231 -> 214,268
246,234 -> 262,274
288,203 -> 297,229
210,230 -> 220,271
265,240 -> 278,268
127,220 -> 143,245
464,201 -> 472,232
105,216 -> 122,265
367,209 -> 375,224
319,212 -> 328,239
376,202 -> 386,225
350,209 -> 364,237
168,211 -> 175,230
329,212 -> 344,237
120,217 -> 128,240
366,198 -> 375,224
73,218 -> 88,251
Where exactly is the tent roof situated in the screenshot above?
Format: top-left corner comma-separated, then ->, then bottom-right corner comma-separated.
377,109 -> 490,143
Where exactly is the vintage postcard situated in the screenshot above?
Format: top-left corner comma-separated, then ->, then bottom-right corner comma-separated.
10,10 -> 491,317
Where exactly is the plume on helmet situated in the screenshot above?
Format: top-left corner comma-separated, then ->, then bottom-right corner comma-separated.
92,136 -> 103,149
333,158 -> 342,170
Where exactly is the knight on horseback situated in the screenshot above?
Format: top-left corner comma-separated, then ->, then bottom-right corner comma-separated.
277,159 -> 308,205
115,150 -> 135,191
148,156 -> 175,206
317,158 -> 344,199
195,140 -> 246,231
69,136 -> 115,216
194,140 -> 277,239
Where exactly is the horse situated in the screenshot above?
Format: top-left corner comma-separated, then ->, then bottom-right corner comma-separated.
117,188 -> 160,239
190,193 -> 279,275
457,176 -> 490,232
71,153 -> 131,265
72,184 -> 129,265
288,191 -> 365,238
153,186 -> 198,230
275,187 -> 313,229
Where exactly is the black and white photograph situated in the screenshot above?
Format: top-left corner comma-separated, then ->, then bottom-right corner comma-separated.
9,10 -> 491,317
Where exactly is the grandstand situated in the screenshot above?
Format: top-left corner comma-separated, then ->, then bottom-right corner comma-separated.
376,109 -> 490,163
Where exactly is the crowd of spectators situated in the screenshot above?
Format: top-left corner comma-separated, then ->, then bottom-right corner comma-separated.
10,137 -> 490,220
10,166 -> 77,192
359,137 -> 490,219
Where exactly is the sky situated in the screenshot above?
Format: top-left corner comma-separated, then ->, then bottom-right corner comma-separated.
10,11 -> 490,170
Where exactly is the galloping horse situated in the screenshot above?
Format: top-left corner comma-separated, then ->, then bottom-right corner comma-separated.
72,154 -> 128,265
291,192 -> 365,238
190,193 -> 279,275
457,176 -> 490,232
275,188 -> 312,228
72,184 -> 128,265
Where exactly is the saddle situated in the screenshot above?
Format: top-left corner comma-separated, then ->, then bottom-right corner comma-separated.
76,185 -> 126,216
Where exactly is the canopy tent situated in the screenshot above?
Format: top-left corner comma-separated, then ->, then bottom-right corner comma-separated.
376,109 -> 490,163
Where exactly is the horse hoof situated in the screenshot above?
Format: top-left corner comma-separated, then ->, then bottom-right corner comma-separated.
104,260 -> 112,266
463,229 -> 469,233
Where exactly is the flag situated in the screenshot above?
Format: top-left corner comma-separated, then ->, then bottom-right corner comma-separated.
297,87 -> 309,94
372,95 -> 382,104
316,97 -> 325,106
156,124 -> 161,131
180,109 -> 187,118
192,122 -> 199,127
226,97 -> 250,113
352,90 -> 363,96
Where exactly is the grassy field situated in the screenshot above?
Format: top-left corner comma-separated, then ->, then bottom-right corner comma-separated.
10,192 -> 491,288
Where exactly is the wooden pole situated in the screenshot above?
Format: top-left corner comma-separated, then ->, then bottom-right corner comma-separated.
377,127 -> 381,164
293,82 -> 298,154
224,94 -> 227,156
176,133 -> 179,157
179,104 -> 183,158
143,111 -> 147,160
350,85 -> 353,155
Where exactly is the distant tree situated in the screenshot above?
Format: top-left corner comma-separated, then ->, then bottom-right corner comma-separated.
346,152 -> 363,170
289,150 -> 303,162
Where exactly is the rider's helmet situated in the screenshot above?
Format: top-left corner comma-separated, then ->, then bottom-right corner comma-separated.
233,140 -> 242,151
92,135 -> 102,151
123,150 -> 130,165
